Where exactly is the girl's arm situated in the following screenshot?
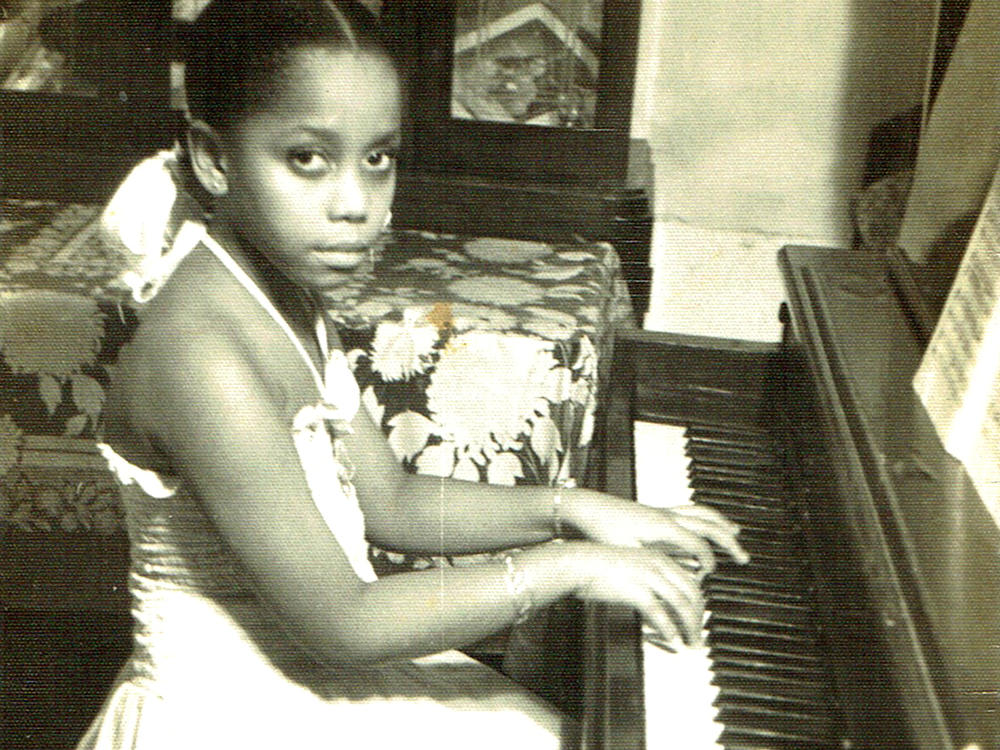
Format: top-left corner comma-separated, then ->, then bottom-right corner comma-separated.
127,321 -> 712,663
344,397 -> 746,569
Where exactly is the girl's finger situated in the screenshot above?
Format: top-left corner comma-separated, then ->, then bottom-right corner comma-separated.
642,626 -> 683,653
669,502 -> 741,533
670,512 -> 749,564
647,568 -> 704,644
652,524 -> 718,575
652,556 -> 704,609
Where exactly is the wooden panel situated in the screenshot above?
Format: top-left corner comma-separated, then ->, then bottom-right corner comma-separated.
780,244 -> 1000,750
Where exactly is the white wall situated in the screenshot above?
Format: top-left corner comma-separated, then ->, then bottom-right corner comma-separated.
631,0 -> 935,340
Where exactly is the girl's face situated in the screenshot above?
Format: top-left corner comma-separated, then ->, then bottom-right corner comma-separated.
214,47 -> 401,292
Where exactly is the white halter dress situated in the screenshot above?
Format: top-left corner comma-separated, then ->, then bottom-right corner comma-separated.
76,208 -> 566,748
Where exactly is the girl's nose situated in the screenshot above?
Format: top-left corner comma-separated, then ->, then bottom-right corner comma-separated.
327,168 -> 366,223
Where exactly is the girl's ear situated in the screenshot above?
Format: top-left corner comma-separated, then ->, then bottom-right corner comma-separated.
187,121 -> 229,197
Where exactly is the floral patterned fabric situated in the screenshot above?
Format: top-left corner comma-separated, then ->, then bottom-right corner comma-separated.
329,232 -> 633,571
331,232 -> 632,484
0,199 -> 634,543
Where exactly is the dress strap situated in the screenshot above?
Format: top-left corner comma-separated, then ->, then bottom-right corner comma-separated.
181,221 -> 329,396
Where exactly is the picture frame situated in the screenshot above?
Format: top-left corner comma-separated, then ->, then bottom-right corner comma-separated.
383,0 -> 641,188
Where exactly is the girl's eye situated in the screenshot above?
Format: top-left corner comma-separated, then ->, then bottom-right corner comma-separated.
363,149 -> 396,172
289,150 -> 330,175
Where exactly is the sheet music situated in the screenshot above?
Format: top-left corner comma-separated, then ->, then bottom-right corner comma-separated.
913,165 -> 1000,530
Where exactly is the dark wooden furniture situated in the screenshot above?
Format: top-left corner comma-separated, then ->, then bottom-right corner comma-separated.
580,246 -> 1000,749
0,0 -> 174,202
380,0 -> 653,319
391,143 -> 654,321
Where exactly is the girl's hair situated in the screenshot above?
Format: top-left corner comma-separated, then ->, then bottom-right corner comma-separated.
184,0 -> 400,130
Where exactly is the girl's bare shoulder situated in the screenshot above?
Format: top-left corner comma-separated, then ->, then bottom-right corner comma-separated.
114,249 -> 306,428
115,253 -> 261,410
129,253 -> 244,360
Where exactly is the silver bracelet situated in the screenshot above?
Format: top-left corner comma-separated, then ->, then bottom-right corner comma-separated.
552,484 -> 564,538
502,553 -> 533,624
552,478 -> 575,539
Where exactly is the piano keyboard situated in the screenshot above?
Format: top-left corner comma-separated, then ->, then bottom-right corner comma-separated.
635,420 -> 842,750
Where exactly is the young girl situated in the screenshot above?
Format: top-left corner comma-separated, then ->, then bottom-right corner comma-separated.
78,1 -> 747,747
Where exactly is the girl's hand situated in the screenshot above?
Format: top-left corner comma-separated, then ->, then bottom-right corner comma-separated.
554,541 -> 707,647
563,490 -> 749,577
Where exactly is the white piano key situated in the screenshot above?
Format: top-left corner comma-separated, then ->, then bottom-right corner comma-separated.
634,421 -> 693,510
635,421 -> 724,750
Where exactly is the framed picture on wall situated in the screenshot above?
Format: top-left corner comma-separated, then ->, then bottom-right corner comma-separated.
383,0 -> 642,188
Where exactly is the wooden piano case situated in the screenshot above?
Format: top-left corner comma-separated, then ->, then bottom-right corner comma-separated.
580,247 -> 1000,750
780,245 -> 1000,749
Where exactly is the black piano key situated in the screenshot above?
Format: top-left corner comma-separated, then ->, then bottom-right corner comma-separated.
706,591 -> 813,612
709,644 -> 825,670
708,621 -> 819,648
697,509 -> 790,534
716,543 -> 800,565
707,615 -> 815,642
688,457 -> 785,477
686,433 -> 777,450
689,468 -> 785,487
707,594 -> 810,616
693,493 -> 789,517
718,727 -> 838,750
685,446 -> 782,469
715,548 -> 803,568
688,465 -> 787,488
716,705 -> 836,741
711,515 -> 790,537
706,603 -> 812,631
708,630 -> 819,659
718,698 -> 834,721
691,475 -> 787,496
705,582 -> 806,605
711,561 -> 809,591
711,670 -> 832,702
730,524 -> 800,542
727,523 -> 795,539
710,682 -> 829,710
684,421 -> 774,445
684,426 -> 772,447
689,481 -> 788,506
715,539 -> 799,562
714,692 -> 834,725
707,596 -> 814,623
709,582 -> 807,605
711,664 -> 830,696
709,651 -> 827,677
695,488 -> 788,509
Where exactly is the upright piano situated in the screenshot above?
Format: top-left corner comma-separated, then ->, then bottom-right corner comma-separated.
580,244 -> 1000,749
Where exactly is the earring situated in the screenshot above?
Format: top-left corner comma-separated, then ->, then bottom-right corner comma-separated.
383,210 -> 392,231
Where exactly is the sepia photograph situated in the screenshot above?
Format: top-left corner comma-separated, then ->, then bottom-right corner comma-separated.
1,0 -> 998,748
